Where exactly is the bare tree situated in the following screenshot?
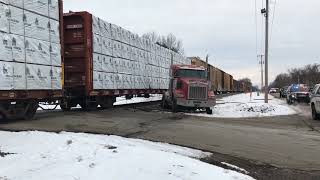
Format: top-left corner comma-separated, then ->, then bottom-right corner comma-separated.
143,32 -> 185,55
142,31 -> 159,43
272,63 -> 320,88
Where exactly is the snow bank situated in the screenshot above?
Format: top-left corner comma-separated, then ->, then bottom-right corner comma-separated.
0,131 -> 254,180
188,93 -> 296,118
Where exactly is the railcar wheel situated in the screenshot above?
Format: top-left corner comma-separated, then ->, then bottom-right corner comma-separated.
60,100 -> 72,111
24,101 -> 38,120
100,97 -> 115,109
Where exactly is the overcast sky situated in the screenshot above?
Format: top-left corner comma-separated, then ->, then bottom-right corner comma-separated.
64,0 -> 319,87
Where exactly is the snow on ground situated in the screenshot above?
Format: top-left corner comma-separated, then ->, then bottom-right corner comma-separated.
221,162 -> 249,174
188,93 -> 296,118
0,131 -> 254,180
38,94 -> 162,111
114,94 -> 162,106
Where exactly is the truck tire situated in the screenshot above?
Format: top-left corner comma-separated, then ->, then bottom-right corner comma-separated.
161,96 -> 169,109
206,108 -> 213,115
312,104 -> 320,120
172,99 -> 178,113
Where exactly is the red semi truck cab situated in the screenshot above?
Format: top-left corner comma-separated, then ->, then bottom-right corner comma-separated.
162,64 -> 216,114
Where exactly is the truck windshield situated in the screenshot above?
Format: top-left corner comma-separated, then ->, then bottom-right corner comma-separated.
175,69 -> 206,79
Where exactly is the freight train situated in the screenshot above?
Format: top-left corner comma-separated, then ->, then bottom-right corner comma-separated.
0,0 -> 251,120
190,57 -> 252,94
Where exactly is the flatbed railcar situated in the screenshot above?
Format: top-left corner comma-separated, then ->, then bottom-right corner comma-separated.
61,11 -> 185,110
0,0 -> 64,119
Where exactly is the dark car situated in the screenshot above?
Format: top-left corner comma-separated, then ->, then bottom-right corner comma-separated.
286,84 -> 311,104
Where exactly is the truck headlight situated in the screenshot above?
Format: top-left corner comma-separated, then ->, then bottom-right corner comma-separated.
208,91 -> 215,99
175,90 -> 185,98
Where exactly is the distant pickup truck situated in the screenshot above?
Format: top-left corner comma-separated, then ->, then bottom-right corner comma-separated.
310,84 -> 320,120
269,88 -> 279,94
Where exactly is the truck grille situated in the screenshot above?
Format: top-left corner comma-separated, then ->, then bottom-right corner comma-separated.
188,86 -> 207,100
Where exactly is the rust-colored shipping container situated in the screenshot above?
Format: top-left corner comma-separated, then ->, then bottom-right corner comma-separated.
223,73 -> 231,92
0,0 -> 64,120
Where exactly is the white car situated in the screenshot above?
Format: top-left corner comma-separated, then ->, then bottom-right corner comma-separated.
310,84 -> 320,120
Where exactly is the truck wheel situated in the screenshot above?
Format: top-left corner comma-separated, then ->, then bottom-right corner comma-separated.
161,96 -> 169,109
312,104 -> 320,120
287,98 -> 292,105
172,99 -> 178,113
206,108 -> 213,115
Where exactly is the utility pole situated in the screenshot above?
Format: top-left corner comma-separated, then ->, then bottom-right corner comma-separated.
206,54 -> 210,81
261,0 -> 269,103
258,55 -> 264,91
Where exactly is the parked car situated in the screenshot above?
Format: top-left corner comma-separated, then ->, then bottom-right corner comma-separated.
286,84 -> 311,104
310,84 -> 320,120
269,88 -> 279,94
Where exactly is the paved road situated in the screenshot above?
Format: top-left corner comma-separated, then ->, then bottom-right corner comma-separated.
0,103 -> 319,173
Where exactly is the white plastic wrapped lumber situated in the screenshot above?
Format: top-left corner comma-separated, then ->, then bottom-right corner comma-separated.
93,34 -> 102,54
103,72 -> 114,90
101,36 -> 112,56
0,32 -> 12,62
26,64 -> 51,90
0,3 -> 9,33
93,53 -> 102,72
8,5 -> 24,36
0,61 -> 13,90
11,33 -> 25,62
25,37 -> 50,65
9,0 -> 23,8
51,66 -> 62,90
93,70 -> 103,90
120,28 -> 127,44
92,16 -> 100,35
100,20 -> 111,38
116,73 -> 123,89
24,11 -> 50,42
123,74 -> 128,89
49,19 -> 60,44
119,58 -> 126,74
49,0 -> 59,20
24,0 -> 48,16
115,24 -> 122,42
113,58 -> 120,73
101,55 -> 114,73
50,42 -> 61,66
